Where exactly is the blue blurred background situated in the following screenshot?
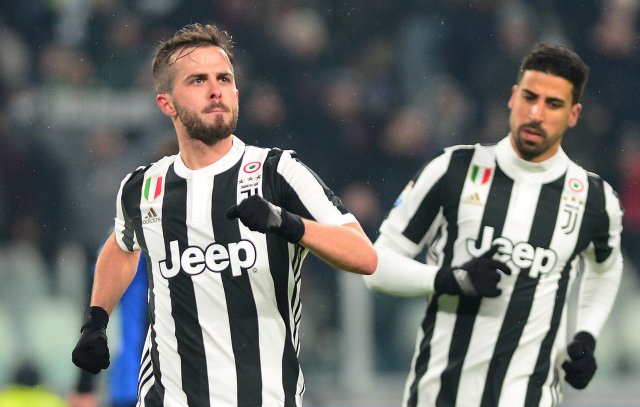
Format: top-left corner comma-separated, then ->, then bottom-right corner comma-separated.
1,0 -> 640,405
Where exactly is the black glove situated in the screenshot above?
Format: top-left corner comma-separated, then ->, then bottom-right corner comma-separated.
434,245 -> 511,297
562,331 -> 597,390
72,306 -> 110,374
226,195 -> 305,243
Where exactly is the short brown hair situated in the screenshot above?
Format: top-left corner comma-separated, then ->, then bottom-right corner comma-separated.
517,43 -> 589,104
152,23 -> 234,94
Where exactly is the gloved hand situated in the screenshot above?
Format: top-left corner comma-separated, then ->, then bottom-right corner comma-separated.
562,331 -> 597,389
72,306 -> 110,374
434,245 -> 511,297
226,195 -> 305,243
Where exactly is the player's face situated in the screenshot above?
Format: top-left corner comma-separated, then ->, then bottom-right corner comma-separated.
162,45 -> 239,145
508,70 -> 581,162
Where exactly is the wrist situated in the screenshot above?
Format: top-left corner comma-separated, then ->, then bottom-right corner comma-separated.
574,331 -> 596,351
81,306 -> 109,332
434,266 -> 456,295
280,210 -> 305,243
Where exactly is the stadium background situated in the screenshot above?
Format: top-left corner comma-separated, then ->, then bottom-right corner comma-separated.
1,0 -> 640,405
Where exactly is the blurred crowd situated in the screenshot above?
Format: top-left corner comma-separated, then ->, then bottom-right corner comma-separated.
1,0 -> 640,401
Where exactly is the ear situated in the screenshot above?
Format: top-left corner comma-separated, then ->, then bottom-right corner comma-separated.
568,103 -> 582,128
156,93 -> 176,117
507,85 -> 518,109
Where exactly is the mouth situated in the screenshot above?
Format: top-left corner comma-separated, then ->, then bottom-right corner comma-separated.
203,104 -> 228,114
520,126 -> 545,143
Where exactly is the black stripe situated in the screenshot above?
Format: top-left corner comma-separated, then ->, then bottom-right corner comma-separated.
406,148 -> 473,406
163,166 -> 210,406
138,349 -> 153,399
480,176 -> 564,407
406,298 -> 439,407
214,160 -> 263,406
584,176 -> 612,262
121,169 -> 147,251
140,248 -> 162,406
403,174 -> 447,245
263,152 -> 300,406
524,261 -> 571,406
141,247 -> 163,407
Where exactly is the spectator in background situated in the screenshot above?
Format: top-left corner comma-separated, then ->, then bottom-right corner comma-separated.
0,361 -> 67,407
617,122 -> 640,281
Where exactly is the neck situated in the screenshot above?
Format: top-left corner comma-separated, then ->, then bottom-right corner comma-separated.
177,134 -> 234,170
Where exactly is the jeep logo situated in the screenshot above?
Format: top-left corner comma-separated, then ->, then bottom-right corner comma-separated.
159,239 -> 257,278
467,226 -> 557,278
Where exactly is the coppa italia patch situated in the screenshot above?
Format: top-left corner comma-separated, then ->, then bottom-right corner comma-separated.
143,176 -> 164,202
243,162 -> 261,173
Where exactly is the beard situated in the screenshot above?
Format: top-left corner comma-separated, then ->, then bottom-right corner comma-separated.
174,100 -> 239,146
513,122 -> 549,160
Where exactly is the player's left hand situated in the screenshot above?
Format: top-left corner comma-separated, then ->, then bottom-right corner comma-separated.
562,331 -> 597,389
226,195 -> 305,243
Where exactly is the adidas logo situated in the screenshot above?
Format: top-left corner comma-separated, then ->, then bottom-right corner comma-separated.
462,192 -> 483,205
143,208 -> 161,224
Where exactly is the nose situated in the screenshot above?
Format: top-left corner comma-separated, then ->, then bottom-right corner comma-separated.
529,102 -> 544,122
209,82 -> 222,100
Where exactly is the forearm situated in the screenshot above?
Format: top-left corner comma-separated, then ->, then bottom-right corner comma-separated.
90,233 -> 140,314
363,243 -> 436,296
576,250 -> 623,337
300,221 -> 377,275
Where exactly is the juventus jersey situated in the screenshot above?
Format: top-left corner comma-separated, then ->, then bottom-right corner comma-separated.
376,136 -> 623,407
113,136 -> 356,407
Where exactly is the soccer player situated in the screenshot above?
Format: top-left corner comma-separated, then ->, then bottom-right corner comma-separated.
364,43 -> 623,406
71,23 -> 377,406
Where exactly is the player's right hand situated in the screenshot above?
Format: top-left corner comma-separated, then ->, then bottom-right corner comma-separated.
434,245 -> 511,297
72,306 -> 110,374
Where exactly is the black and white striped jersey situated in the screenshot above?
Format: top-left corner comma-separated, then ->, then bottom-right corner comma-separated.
376,136 -> 623,407
113,136 -> 356,407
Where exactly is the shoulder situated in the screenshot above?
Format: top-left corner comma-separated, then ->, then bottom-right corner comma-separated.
121,155 -> 177,192
420,142 -> 492,172
569,161 -> 620,199
439,142 -> 496,161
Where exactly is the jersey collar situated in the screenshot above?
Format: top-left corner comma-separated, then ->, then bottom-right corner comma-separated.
173,135 -> 246,178
495,135 -> 569,183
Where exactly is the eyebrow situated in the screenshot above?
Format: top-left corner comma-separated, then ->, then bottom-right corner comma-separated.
185,73 -> 208,82
522,88 -> 566,105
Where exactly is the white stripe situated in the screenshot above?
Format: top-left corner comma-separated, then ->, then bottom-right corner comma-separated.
276,151 -> 356,225
187,173 -> 238,406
